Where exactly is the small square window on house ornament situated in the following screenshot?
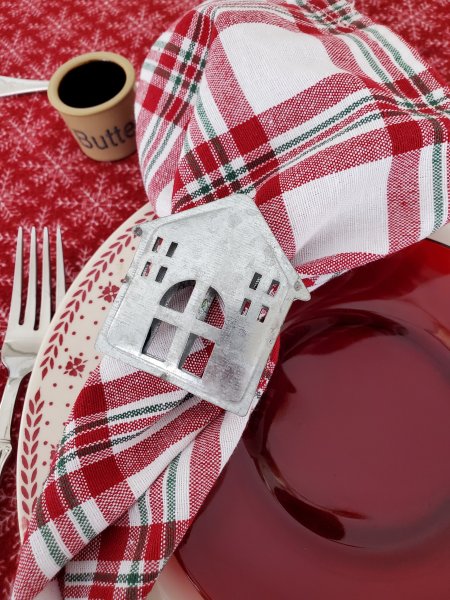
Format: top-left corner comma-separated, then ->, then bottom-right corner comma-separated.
96,195 -> 309,415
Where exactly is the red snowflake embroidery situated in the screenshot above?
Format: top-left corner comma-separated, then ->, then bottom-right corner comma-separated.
99,282 -> 120,303
64,355 -> 87,377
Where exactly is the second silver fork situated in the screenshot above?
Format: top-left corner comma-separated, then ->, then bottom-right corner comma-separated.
0,228 -> 66,477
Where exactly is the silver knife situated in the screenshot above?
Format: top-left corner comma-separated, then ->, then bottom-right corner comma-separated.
0,75 -> 49,98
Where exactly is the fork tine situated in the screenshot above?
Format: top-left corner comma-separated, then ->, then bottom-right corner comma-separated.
39,227 -> 51,328
56,226 -> 66,307
8,227 -> 23,325
23,227 -> 37,327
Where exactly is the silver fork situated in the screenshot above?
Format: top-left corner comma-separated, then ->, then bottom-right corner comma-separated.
0,227 -> 66,476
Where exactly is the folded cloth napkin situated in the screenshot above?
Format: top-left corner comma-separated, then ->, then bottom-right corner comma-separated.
14,0 -> 450,598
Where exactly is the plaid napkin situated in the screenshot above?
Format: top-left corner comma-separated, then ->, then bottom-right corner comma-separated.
14,0 -> 450,598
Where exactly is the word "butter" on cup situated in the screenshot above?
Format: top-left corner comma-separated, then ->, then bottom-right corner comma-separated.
48,52 -> 136,162
73,122 -> 135,151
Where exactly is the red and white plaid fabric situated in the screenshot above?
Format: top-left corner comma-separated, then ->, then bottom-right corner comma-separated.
13,0 -> 450,598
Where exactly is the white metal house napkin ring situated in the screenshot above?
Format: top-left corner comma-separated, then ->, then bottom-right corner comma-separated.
96,195 -> 310,416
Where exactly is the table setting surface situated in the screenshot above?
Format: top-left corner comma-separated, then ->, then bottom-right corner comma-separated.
0,0 -> 449,597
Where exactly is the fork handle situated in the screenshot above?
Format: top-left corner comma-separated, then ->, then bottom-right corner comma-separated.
0,376 -> 22,441
0,441 -> 12,477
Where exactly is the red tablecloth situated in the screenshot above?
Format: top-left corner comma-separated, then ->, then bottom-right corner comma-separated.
0,0 -> 448,595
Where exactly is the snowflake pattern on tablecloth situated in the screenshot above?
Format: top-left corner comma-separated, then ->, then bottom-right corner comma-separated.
0,0 -> 448,594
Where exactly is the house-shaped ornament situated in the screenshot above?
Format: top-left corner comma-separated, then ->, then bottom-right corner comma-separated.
96,194 -> 310,416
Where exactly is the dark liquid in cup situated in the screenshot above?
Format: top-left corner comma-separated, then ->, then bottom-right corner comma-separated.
57,60 -> 126,109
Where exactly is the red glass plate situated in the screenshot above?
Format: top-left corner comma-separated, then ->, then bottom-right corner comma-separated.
177,239 -> 450,600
